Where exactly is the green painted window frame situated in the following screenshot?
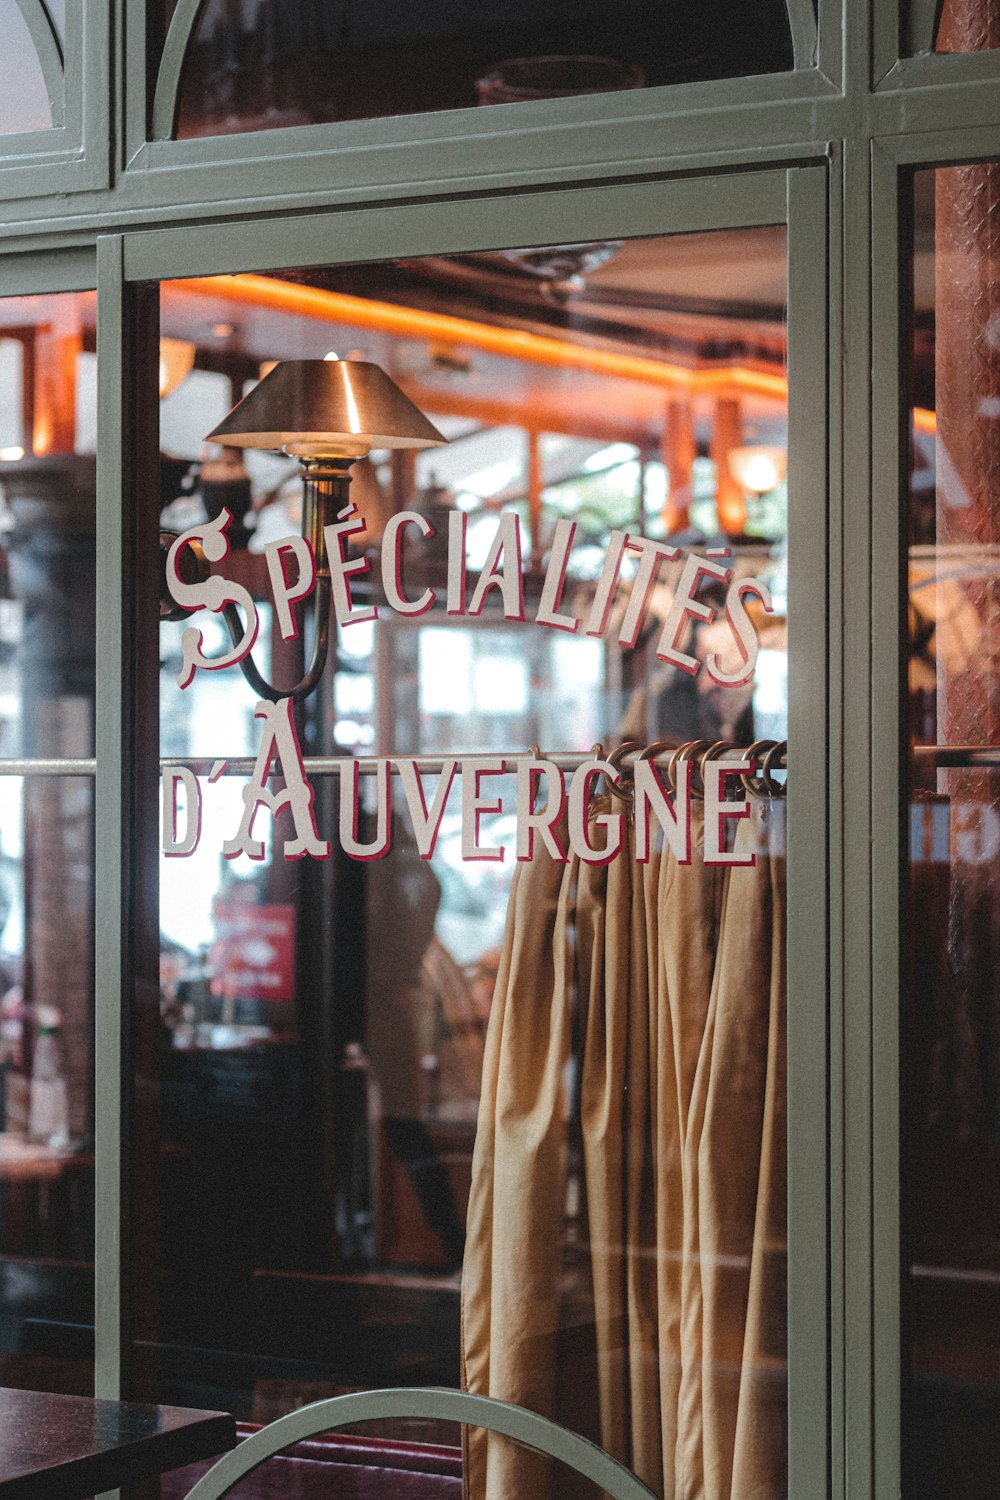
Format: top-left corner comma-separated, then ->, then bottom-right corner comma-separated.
0,2 -> 991,1496
0,0 -> 110,199
94,158 -> 831,1499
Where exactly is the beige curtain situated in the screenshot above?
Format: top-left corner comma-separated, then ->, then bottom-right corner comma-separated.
462,793 -> 787,1500
461,813 -> 580,1500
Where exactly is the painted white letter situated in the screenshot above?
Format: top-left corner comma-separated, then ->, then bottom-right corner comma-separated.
516,757 -> 566,861
705,577 -> 774,687
468,513 -> 524,620
584,530 -> 629,638
461,758 -> 507,861
323,503 -> 378,628
703,758 -> 754,866
535,520 -> 580,633
447,511 -> 467,615
167,510 -> 260,689
339,759 -> 391,861
222,698 -> 330,861
655,552 -> 732,673
162,767 -> 202,856
382,512 -> 435,616
396,758 -> 457,859
567,760 -> 625,865
618,538 -> 681,648
634,757 -> 691,864
265,535 -> 316,641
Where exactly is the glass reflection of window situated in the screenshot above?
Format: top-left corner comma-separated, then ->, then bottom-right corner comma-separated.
166,0 -> 794,140
540,436 -> 643,548
159,610 -> 275,951
0,0 -> 55,136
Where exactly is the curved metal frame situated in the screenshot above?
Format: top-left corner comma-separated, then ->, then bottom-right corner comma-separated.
154,0 -> 820,144
183,1388 -> 658,1500
151,0 -> 205,141
784,0 -> 818,71
14,0 -> 65,127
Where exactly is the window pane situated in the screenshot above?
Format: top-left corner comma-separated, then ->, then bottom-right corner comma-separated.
905,165 -> 1000,1497
144,228 -> 790,1497
0,0 -> 55,136
165,0 -> 794,139
0,294 -> 96,761
0,774 -> 94,1396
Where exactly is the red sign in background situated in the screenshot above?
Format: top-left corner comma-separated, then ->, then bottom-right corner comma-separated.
210,902 -> 296,1002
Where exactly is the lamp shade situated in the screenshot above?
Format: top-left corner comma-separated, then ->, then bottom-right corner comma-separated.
206,358 -> 447,461
159,337 -> 196,397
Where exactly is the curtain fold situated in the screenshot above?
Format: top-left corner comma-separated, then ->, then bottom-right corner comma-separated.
462,789 -> 786,1500
461,817 -> 579,1500
667,805 -> 727,1500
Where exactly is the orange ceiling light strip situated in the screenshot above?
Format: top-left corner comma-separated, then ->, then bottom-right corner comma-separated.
169,275 -> 789,403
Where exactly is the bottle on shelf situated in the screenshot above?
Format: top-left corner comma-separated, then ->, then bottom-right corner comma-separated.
28,1005 -> 69,1150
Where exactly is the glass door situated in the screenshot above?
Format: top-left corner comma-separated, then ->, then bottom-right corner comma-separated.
108,166 -> 829,1497
903,156 -> 1000,1499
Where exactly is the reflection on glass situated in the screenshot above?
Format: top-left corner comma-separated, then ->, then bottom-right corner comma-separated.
906,167 -> 1000,1498
0,293 -> 96,761
168,0 -> 794,139
148,231 -> 789,1495
46,0 -> 65,42
0,0 -> 54,136
0,289 -> 98,1400
0,775 -> 94,1396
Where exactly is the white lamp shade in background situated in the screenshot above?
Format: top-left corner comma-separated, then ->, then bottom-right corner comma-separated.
727,444 -> 787,494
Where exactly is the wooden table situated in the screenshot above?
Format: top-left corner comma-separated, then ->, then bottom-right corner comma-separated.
0,1386 -> 235,1499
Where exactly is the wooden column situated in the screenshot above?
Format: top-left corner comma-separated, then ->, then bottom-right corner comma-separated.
662,398 -> 695,533
711,396 -> 746,535
32,299 -> 82,455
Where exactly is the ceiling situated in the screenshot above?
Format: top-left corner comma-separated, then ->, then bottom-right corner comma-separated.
157,228 -> 790,449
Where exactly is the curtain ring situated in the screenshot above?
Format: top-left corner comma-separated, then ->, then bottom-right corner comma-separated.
584,741 -> 611,806
666,744 -> 688,790
669,739 -> 711,795
606,739 -> 642,804
696,740 -> 740,798
741,737 -> 778,797
637,739 -> 678,778
761,740 -> 787,798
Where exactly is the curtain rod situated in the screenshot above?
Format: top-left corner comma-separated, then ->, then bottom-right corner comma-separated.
158,749 -> 787,777
155,744 -> 999,777
0,747 -> 990,780
912,745 -> 1000,767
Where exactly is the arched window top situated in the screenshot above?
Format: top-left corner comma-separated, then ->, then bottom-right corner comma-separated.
152,0 -> 811,143
0,0 -> 64,136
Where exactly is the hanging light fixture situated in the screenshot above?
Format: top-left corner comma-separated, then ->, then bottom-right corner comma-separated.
187,358 -> 446,702
727,444 -> 787,495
